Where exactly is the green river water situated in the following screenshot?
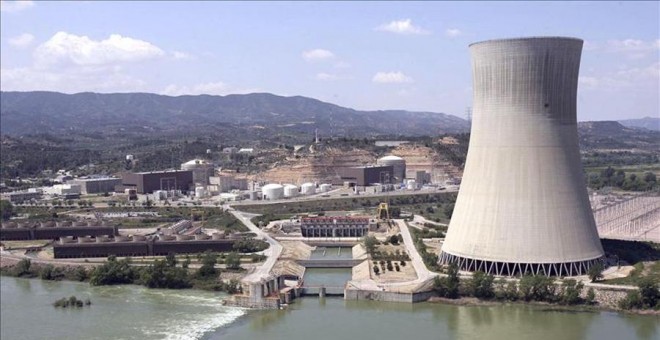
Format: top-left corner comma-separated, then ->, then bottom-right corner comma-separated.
1,276 -> 658,340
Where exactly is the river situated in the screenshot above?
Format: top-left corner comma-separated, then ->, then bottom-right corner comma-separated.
1,277 -> 658,340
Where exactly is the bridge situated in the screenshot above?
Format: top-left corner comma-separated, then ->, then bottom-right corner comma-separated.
296,259 -> 364,268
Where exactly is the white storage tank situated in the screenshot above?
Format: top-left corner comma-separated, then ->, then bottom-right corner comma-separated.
195,186 -> 208,198
406,179 -> 417,190
301,182 -> 316,195
319,183 -> 332,192
261,183 -> 284,200
283,184 -> 299,198
377,155 -> 407,183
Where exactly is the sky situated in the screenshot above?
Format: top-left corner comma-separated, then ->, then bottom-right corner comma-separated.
1,1 -> 658,121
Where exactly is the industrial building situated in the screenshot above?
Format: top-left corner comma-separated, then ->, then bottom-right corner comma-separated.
1,221 -> 118,241
70,177 -> 122,195
339,165 -> 394,186
42,184 -> 81,197
440,37 -> 604,277
209,175 -> 248,193
377,156 -> 406,183
121,170 -> 193,194
300,217 -> 374,237
52,236 -> 237,258
181,159 -> 214,186
1,189 -> 42,203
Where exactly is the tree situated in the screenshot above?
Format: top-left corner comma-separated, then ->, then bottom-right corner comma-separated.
14,259 -> 32,277
637,278 -> 659,309
225,252 -> 241,270
434,263 -> 460,298
518,275 -> 557,302
197,251 -> 218,278
444,203 -> 455,219
559,279 -> 584,305
89,256 -> 136,286
0,200 -> 13,221
468,271 -> 495,299
165,252 -> 177,268
362,236 -> 379,254
585,287 -> 596,305
389,234 -> 400,245
588,262 -> 604,282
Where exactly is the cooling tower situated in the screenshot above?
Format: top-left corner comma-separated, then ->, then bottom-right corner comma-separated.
440,37 -> 604,277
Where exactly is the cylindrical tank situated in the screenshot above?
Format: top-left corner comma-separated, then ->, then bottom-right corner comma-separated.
319,183 -> 332,192
406,179 -> 417,190
377,155 -> 406,183
261,184 -> 284,200
283,184 -> 299,198
440,37 -> 604,277
195,186 -> 207,198
300,183 -> 316,195
249,191 -> 259,200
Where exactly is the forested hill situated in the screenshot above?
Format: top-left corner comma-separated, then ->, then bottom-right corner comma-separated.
0,91 -> 469,137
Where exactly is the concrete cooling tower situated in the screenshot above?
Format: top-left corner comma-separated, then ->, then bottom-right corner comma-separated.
440,37 -> 604,277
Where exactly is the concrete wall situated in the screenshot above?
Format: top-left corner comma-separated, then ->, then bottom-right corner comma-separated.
344,288 -> 434,303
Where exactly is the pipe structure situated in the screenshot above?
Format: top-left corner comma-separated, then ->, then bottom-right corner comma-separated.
440,37 -> 604,277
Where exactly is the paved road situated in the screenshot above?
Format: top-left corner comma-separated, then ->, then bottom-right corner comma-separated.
227,207 -> 282,284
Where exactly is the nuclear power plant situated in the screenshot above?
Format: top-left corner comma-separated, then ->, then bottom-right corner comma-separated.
440,37 -> 604,276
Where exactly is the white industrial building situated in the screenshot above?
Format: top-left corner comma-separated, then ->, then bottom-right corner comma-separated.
440,37 -> 604,277
181,159 -> 214,186
377,155 -> 406,184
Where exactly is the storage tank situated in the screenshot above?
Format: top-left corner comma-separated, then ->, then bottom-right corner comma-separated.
300,183 -> 316,195
319,183 -> 332,192
249,191 -> 259,200
283,184 -> 299,198
181,159 -> 213,186
261,183 -> 284,200
194,186 -> 208,198
406,179 -> 417,190
377,155 -> 406,183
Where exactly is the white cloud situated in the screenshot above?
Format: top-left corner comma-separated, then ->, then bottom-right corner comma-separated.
314,72 -> 352,81
302,49 -> 335,62
607,39 -> 660,52
34,31 -> 165,68
579,62 -> 659,90
162,82 -> 260,96
372,71 -> 413,84
445,28 -> 462,38
0,0 -> 34,13
8,33 -> 34,47
375,19 -> 430,35
172,50 -> 194,60
0,66 -> 148,93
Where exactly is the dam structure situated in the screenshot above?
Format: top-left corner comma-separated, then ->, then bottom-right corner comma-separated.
440,37 -> 604,276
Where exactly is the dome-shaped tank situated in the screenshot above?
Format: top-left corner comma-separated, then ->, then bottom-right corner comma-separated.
283,184 -> 299,198
300,183 -> 316,195
181,159 -> 213,186
319,183 -> 332,192
377,155 -> 406,183
261,183 -> 284,200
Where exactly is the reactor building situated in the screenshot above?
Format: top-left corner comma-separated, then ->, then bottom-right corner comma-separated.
440,37 -> 604,277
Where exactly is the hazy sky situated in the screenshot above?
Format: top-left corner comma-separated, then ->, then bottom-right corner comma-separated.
1,1 -> 658,121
